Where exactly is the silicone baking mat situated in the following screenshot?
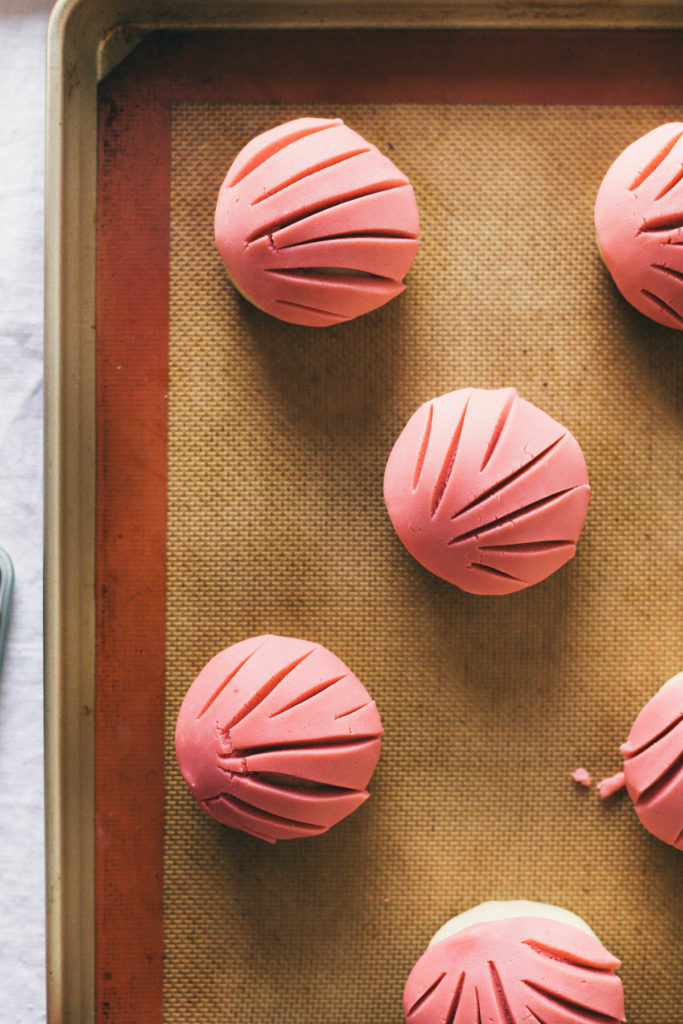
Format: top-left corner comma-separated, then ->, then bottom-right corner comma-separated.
96,29 -> 683,1024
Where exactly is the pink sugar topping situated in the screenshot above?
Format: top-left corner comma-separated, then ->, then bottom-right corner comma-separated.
175,634 -> 383,842
594,122 -> 683,330
619,673 -> 683,849
214,117 -> 419,326
404,916 -> 625,1024
383,387 -> 590,594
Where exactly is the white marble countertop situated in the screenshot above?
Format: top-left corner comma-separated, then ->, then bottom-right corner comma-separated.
0,1 -> 52,1020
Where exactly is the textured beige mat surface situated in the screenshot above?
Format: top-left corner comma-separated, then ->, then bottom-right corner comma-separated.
165,103 -> 682,1023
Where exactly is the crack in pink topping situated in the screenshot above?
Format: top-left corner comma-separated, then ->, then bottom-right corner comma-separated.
448,488 -> 577,546
406,972 -> 447,1018
628,130 -> 683,191
412,403 -> 434,491
431,396 -> 470,517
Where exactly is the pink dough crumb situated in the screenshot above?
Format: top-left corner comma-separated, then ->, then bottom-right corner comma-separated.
597,771 -> 626,799
571,767 -> 592,787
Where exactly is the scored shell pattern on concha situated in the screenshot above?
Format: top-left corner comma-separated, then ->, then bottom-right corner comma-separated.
594,122 -> 683,329
403,912 -> 626,1024
214,117 -> 420,326
175,634 -> 383,842
384,387 -> 590,595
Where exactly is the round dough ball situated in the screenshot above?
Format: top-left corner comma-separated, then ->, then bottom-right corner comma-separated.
404,901 -> 625,1024
214,117 -> 420,326
620,671 -> 683,850
383,387 -> 590,594
594,122 -> 683,329
175,634 -> 383,842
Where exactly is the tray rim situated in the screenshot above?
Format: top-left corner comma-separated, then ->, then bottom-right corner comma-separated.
0,547 -> 14,676
44,1 -> 683,1022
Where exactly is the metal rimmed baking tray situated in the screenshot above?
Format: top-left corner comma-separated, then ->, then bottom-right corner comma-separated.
45,3 -> 683,1023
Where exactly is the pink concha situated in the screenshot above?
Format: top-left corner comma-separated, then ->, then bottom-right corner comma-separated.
174,634 -> 383,842
594,122 -> 683,330
403,916 -> 625,1024
383,387 -> 590,594
214,117 -> 420,326
620,672 -> 683,850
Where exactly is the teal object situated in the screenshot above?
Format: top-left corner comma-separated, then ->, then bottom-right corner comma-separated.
0,548 -> 13,675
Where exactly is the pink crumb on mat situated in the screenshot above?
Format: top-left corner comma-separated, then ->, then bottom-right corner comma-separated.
597,771 -> 626,799
571,767 -> 592,787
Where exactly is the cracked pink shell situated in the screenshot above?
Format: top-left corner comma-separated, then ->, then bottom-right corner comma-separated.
214,116 -> 419,326
175,634 -> 383,842
594,122 -> 683,329
383,387 -> 590,595
620,672 -> 683,850
403,916 -> 625,1024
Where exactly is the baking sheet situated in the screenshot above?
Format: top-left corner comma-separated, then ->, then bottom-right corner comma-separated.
47,15 -> 683,1024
